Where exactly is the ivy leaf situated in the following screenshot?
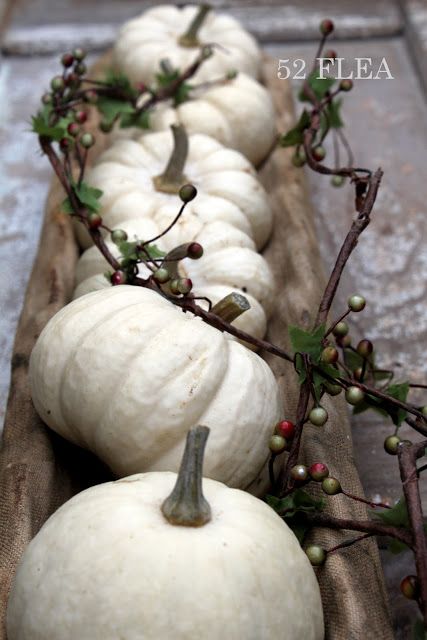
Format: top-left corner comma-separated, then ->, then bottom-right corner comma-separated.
374,497 -> 409,528
299,72 -> 336,103
61,197 -> 74,214
119,109 -> 151,130
288,324 -> 326,363
97,97 -> 135,127
280,109 -> 310,147
104,69 -> 136,98
73,181 -> 103,213
31,114 -> 66,141
144,243 -> 166,259
266,489 -> 324,517
385,382 -> 410,427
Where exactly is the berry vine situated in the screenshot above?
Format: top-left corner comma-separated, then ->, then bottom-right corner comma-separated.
31,21 -> 427,632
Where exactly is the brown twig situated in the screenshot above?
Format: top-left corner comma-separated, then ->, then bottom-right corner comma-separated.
306,513 -> 413,548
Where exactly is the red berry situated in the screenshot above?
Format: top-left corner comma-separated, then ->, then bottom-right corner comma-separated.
84,90 -> 98,104
353,367 -> 364,382
59,137 -> 71,152
67,122 -> 80,137
309,462 -> 329,481
324,49 -> 337,59
312,146 -> 326,161
320,19 -> 334,35
187,242 -> 204,259
276,420 -> 295,439
336,334 -> 352,348
137,82 -> 147,93
75,110 -> 88,124
111,270 -> 126,286
177,278 -> 192,295
65,72 -> 80,88
87,212 -> 102,230
61,53 -> 74,67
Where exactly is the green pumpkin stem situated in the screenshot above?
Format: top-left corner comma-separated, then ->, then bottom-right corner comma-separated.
178,4 -> 211,48
153,125 -> 189,194
161,426 -> 212,527
211,292 -> 251,323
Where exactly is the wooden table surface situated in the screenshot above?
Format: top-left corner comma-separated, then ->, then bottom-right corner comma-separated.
1,1 -> 426,637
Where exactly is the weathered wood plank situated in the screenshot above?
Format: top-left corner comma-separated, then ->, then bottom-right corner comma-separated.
2,0 -> 403,54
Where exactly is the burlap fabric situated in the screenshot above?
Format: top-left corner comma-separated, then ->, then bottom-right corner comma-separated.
0,55 -> 393,639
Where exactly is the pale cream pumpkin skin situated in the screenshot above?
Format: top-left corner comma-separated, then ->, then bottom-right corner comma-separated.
112,73 -> 277,167
73,216 -> 274,340
29,286 -> 282,487
7,472 -> 324,640
113,4 -> 261,86
77,131 -> 273,250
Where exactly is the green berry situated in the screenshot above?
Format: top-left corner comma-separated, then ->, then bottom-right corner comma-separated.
309,406 -> 328,426
41,92 -> 52,105
170,279 -> 180,295
321,346 -> 339,364
331,175 -> 345,188
226,69 -> 238,80
179,184 -> 197,203
75,62 -> 87,76
305,545 -> 326,566
309,462 -> 329,481
384,435 -> 401,455
50,76 -> 65,92
111,229 -> 128,244
400,575 -> 419,600
322,477 -> 342,495
153,267 -> 170,284
291,148 -> 306,167
72,47 -> 86,61
340,79 -> 353,92
345,386 -> 365,405
324,381 -> 342,396
290,464 -> 308,482
177,278 -> 192,295
337,334 -> 352,348
348,294 -> 366,312
269,435 -> 287,454
353,367 -> 364,382
333,321 -> 349,337
80,133 -> 95,148
99,120 -> 113,133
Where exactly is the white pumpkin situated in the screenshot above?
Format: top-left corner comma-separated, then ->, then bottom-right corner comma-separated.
7,427 -> 324,640
78,128 -> 272,250
73,215 -> 274,340
30,286 -> 282,488
113,73 -> 277,167
114,4 -> 261,86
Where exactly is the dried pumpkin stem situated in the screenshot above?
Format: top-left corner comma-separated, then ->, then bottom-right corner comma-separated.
161,426 -> 211,527
211,292 -> 250,323
153,124 -> 188,194
179,4 -> 211,48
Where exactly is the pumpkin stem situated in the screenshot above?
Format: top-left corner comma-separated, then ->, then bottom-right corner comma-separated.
153,124 -> 189,194
211,292 -> 250,323
161,426 -> 212,527
178,4 -> 211,48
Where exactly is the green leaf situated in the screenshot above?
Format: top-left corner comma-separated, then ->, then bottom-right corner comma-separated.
31,114 -> 65,141
173,82 -> 192,106
299,72 -> 336,103
385,382 -> 409,427
374,497 -> 409,528
73,181 -> 103,213
104,69 -> 136,98
266,489 -> 324,517
97,96 -> 135,127
144,243 -> 166,260
119,109 -> 151,130
388,538 -> 409,555
413,619 -> 427,640
119,241 -> 139,264
280,109 -> 310,147
61,197 -> 74,215
156,67 -> 180,88
288,323 -> 326,363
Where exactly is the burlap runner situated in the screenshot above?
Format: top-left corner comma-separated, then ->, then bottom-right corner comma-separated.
0,54 -> 393,639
